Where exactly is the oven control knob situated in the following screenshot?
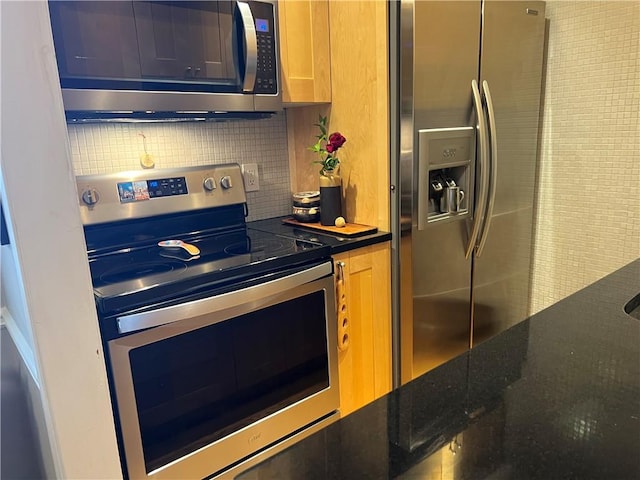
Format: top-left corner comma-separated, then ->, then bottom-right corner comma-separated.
81,188 -> 100,206
203,177 -> 216,191
220,176 -> 233,189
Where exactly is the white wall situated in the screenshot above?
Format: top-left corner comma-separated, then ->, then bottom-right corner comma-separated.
1,245 -> 37,378
1,243 -> 57,477
0,2 -> 122,478
531,1 -> 640,313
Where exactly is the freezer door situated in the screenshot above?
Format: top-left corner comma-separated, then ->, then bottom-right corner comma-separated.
411,0 -> 482,130
472,1 -> 546,346
398,0 -> 482,383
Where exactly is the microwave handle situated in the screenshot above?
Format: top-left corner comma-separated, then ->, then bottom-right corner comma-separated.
237,1 -> 258,92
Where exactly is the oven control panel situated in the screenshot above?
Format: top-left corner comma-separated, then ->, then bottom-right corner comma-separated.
115,176 -> 188,203
76,163 -> 246,225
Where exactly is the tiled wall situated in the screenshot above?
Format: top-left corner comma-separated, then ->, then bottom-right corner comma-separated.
67,113 -> 292,222
530,1 -> 640,313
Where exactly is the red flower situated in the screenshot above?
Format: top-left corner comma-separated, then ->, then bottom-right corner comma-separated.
329,132 -> 346,149
309,116 -> 347,173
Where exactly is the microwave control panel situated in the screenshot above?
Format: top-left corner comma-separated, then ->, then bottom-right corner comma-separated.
252,2 -> 278,94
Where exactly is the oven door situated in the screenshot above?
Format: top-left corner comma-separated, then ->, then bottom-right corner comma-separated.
108,261 -> 338,479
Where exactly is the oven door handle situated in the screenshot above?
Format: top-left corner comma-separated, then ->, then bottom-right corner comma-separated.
117,262 -> 333,334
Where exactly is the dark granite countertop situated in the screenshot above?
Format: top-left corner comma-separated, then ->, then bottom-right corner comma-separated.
236,259 -> 640,479
248,217 -> 391,255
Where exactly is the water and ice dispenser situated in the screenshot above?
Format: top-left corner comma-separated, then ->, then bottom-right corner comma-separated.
417,126 -> 475,230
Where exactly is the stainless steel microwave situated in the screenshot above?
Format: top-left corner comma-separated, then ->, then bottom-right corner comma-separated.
48,0 -> 281,121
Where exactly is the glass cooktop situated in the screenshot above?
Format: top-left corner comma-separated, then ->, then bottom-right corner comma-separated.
89,228 -> 330,316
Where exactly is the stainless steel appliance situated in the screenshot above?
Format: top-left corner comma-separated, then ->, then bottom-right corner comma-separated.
390,1 -> 547,384
77,164 -> 339,479
48,1 -> 281,121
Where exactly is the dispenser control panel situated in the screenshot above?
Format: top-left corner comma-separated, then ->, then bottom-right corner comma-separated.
417,126 -> 475,229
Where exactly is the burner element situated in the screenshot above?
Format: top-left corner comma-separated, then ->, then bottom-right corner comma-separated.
99,261 -> 187,284
223,236 -> 252,256
224,236 -> 289,257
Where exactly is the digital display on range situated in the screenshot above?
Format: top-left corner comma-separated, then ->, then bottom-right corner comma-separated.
117,181 -> 149,203
256,18 -> 269,32
117,177 -> 188,203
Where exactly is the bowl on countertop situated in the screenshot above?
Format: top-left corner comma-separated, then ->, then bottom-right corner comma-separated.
292,206 -> 320,223
292,191 -> 320,208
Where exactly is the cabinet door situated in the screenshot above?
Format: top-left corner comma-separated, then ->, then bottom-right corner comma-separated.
48,1 -> 141,79
278,0 -> 331,104
133,1 -> 235,81
335,243 -> 391,417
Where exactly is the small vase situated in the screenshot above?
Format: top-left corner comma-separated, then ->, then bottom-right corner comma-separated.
319,168 -> 342,226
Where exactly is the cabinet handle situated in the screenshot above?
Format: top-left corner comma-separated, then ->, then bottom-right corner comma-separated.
336,261 -> 349,352
336,261 -> 345,281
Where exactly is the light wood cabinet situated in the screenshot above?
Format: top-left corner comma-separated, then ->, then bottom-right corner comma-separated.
285,0 -> 389,230
277,0 -> 331,104
333,242 -> 392,417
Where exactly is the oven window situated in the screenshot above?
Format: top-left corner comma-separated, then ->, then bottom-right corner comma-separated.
128,290 -> 329,473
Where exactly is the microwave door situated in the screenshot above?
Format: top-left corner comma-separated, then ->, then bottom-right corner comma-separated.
133,1 -> 239,88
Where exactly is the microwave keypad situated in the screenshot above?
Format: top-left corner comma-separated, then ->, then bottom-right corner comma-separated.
255,33 -> 277,94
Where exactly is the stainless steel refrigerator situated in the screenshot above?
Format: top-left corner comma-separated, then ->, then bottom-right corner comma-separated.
390,1 -> 547,385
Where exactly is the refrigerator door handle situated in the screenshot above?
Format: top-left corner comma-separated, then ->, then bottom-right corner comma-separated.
465,79 -> 490,259
476,80 -> 498,257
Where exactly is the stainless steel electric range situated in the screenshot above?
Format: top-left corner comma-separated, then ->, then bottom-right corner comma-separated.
76,164 -> 340,479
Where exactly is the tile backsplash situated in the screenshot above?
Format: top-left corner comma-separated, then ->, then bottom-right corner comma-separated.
67,113 -> 292,221
530,1 -> 640,314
